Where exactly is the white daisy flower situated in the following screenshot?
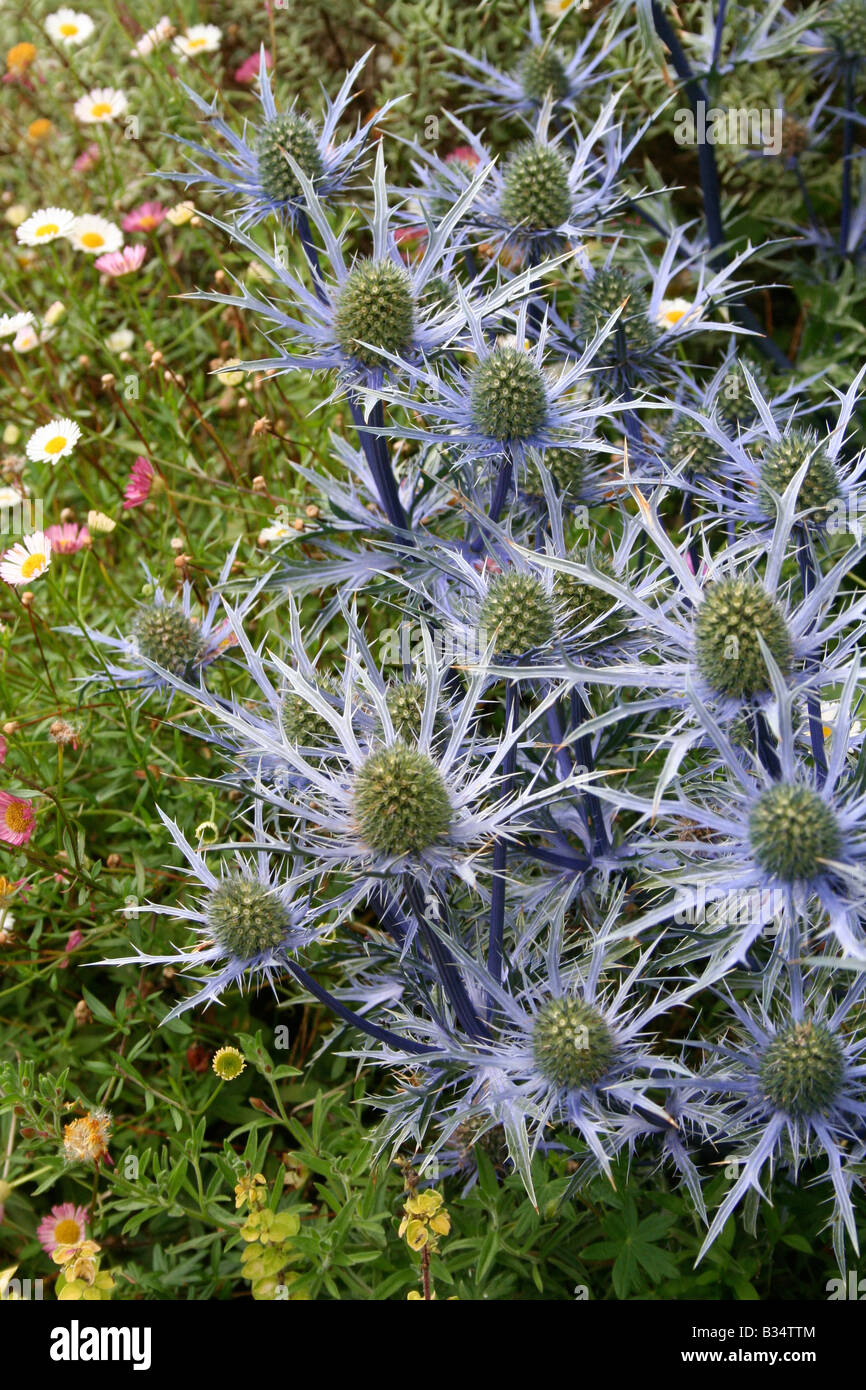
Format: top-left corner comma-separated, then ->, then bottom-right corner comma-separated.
131,16 -> 173,57
0,312 -> 34,340
11,324 -> 43,353
15,208 -> 76,248
0,532 -> 52,586
656,297 -> 699,330
25,418 -> 82,464
45,8 -> 94,44
105,328 -> 134,353
172,24 -> 222,58
73,88 -> 128,125
66,215 -> 123,255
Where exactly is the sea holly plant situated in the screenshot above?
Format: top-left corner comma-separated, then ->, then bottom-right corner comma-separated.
6,0 -> 862,1301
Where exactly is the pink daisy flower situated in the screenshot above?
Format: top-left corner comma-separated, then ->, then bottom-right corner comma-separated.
74,143 -> 100,173
122,455 -> 154,510
0,792 -> 34,846
233,49 -> 272,84
94,245 -> 147,277
37,1203 -> 89,1254
121,201 -> 166,234
446,145 -> 480,168
45,523 -> 90,554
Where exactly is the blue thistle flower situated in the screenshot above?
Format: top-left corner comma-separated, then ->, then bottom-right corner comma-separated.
687,968 -> 866,1269
162,47 -> 400,229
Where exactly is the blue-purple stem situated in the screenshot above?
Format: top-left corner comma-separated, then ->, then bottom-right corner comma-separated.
347,394 -> 412,535
488,680 -> 518,993
287,959 -> 432,1055
797,537 -> 829,786
406,881 -> 488,1040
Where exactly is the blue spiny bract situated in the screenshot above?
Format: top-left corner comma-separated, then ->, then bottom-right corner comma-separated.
760,1019 -> 845,1116
470,347 -> 549,441
532,997 -> 616,1090
353,743 -> 452,855
694,578 -> 792,698
334,258 -> 415,368
749,782 -> 841,882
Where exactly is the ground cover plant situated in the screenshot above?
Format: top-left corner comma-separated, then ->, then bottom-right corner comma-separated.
1,0 -> 866,1305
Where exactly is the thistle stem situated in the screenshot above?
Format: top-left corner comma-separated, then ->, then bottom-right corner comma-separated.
406,883 -> 488,1040
488,680 -> 518,990
286,960 -> 432,1055
797,537 -> 829,787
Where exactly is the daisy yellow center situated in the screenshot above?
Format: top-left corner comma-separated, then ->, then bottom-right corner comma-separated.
54,1217 -> 83,1244
663,308 -> 685,325
139,215 -> 157,228
187,37 -> 208,48
36,223 -> 59,237
4,803 -> 31,832
60,22 -> 79,35
90,103 -> 113,117
81,232 -> 104,248
44,435 -> 68,454
21,552 -> 46,578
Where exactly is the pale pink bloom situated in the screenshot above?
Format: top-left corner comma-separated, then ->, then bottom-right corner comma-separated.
233,49 -> 272,84
59,926 -> 84,968
37,1203 -> 88,1254
0,792 -> 34,846
73,142 -> 100,172
45,522 -> 90,554
94,244 -> 147,276
446,145 -> 480,167
123,455 -> 153,509
121,201 -> 166,233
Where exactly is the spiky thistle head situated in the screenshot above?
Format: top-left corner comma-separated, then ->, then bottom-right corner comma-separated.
352,743 -> 452,856
479,570 -> 556,655
715,362 -> 767,427
694,578 -> 792,698
749,782 -> 841,882
522,445 -> 586,497
470,348 -> 549,441
532,996 -> 616,1091
666,419 -> 721,473
519,45 -> 569,103
576,267 -> 657,353
334,258 -> 415,369
499,141 -> 572,231
822,0 -> 866,57
384,679 -> 434,741
131,604 -> 205,675
760,1018 -> 845,1116
255,112 -> 325,205
554,550 -> 623,642
281,677 -> 339,748
206,877 -> 291,958
759,430 -> 840,517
